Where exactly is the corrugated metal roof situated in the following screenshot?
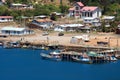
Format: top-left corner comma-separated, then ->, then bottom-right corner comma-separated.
102,16 -> 115,20
1,27 -> 26,31
59,24 -> 84,28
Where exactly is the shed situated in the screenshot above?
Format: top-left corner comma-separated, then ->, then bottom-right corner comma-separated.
70,35 -> 89,44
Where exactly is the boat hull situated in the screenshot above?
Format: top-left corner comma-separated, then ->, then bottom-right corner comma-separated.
72,57 -> 93,64
40,53 -> 62,61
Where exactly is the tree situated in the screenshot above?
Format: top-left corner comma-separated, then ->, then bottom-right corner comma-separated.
0,6 -> 9,15
59,5 -> 69,13
101,21 -> 106,32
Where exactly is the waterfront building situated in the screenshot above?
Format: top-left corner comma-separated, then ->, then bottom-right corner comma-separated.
1,27 -> 34,36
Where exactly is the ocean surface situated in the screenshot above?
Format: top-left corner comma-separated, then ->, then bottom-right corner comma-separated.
0,46 -> 120,80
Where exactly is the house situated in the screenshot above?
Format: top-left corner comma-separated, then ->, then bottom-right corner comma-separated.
69,2 -> 102,19
81,6 -> 101,19
10,3 -> 33,10
28,19 -> 53,29
0,16 -> 13,22
69,2 -> 84,17
54,24 -> 84,32
1,27 -> 34,35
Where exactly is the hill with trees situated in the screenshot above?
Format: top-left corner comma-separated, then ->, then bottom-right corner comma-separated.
0,0 -> 120,20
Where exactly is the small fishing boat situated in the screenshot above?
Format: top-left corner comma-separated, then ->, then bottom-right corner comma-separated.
3,42 -> 13,49
72,56 -> 93,64
40,50 -> 62,61
109,56 -> 117,61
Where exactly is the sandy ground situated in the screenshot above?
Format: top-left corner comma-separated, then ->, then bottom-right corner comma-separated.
1,29 -> 120,49
0,22 -> 120,49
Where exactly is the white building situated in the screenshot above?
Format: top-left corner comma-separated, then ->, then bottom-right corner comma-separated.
81,6 -> 101,19
54,24 -> 84,32
1,27 -> 34,35
69,2 -> 102,19
0,16 -> 13,22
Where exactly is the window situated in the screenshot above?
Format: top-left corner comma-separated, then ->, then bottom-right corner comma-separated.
2,18 -> 5,20
90,12 -> 92,17
76,7 -> 79,10
85,12 -> 87,17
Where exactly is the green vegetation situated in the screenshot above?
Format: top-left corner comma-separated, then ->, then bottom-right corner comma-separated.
0,0 -> 120,32
0,0 -> 120,20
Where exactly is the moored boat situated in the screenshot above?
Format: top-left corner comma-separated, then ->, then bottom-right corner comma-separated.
107,56 -> 117,61
72,56 -> 93,64
40,50 -> 62,61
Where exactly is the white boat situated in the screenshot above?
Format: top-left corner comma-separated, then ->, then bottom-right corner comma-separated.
72,56 -> 93,64
40,50 -> 62,61
110,56 -> 117,61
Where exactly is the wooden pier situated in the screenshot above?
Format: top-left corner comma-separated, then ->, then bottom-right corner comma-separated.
60,49 -> 118,63
1,40 -> 120,63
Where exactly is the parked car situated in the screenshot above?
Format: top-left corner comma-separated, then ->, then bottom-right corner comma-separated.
42,32 -> 49,36
58,32 -> 64,36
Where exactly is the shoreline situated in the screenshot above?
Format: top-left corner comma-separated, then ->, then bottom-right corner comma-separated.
0,31 -> 120,50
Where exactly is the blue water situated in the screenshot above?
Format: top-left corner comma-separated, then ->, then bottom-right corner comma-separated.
0,47 -> 120,80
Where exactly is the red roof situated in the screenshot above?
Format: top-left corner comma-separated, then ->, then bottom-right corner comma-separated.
69,7 -> 75,11
76,2 -> 84,7
0,16 -> 13,19
81,6 -> 98,12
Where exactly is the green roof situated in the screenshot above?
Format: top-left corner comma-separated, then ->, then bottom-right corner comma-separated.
87,51 -> 98,57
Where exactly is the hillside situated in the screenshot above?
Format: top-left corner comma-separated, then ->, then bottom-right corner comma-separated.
34,0 -> 70,5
